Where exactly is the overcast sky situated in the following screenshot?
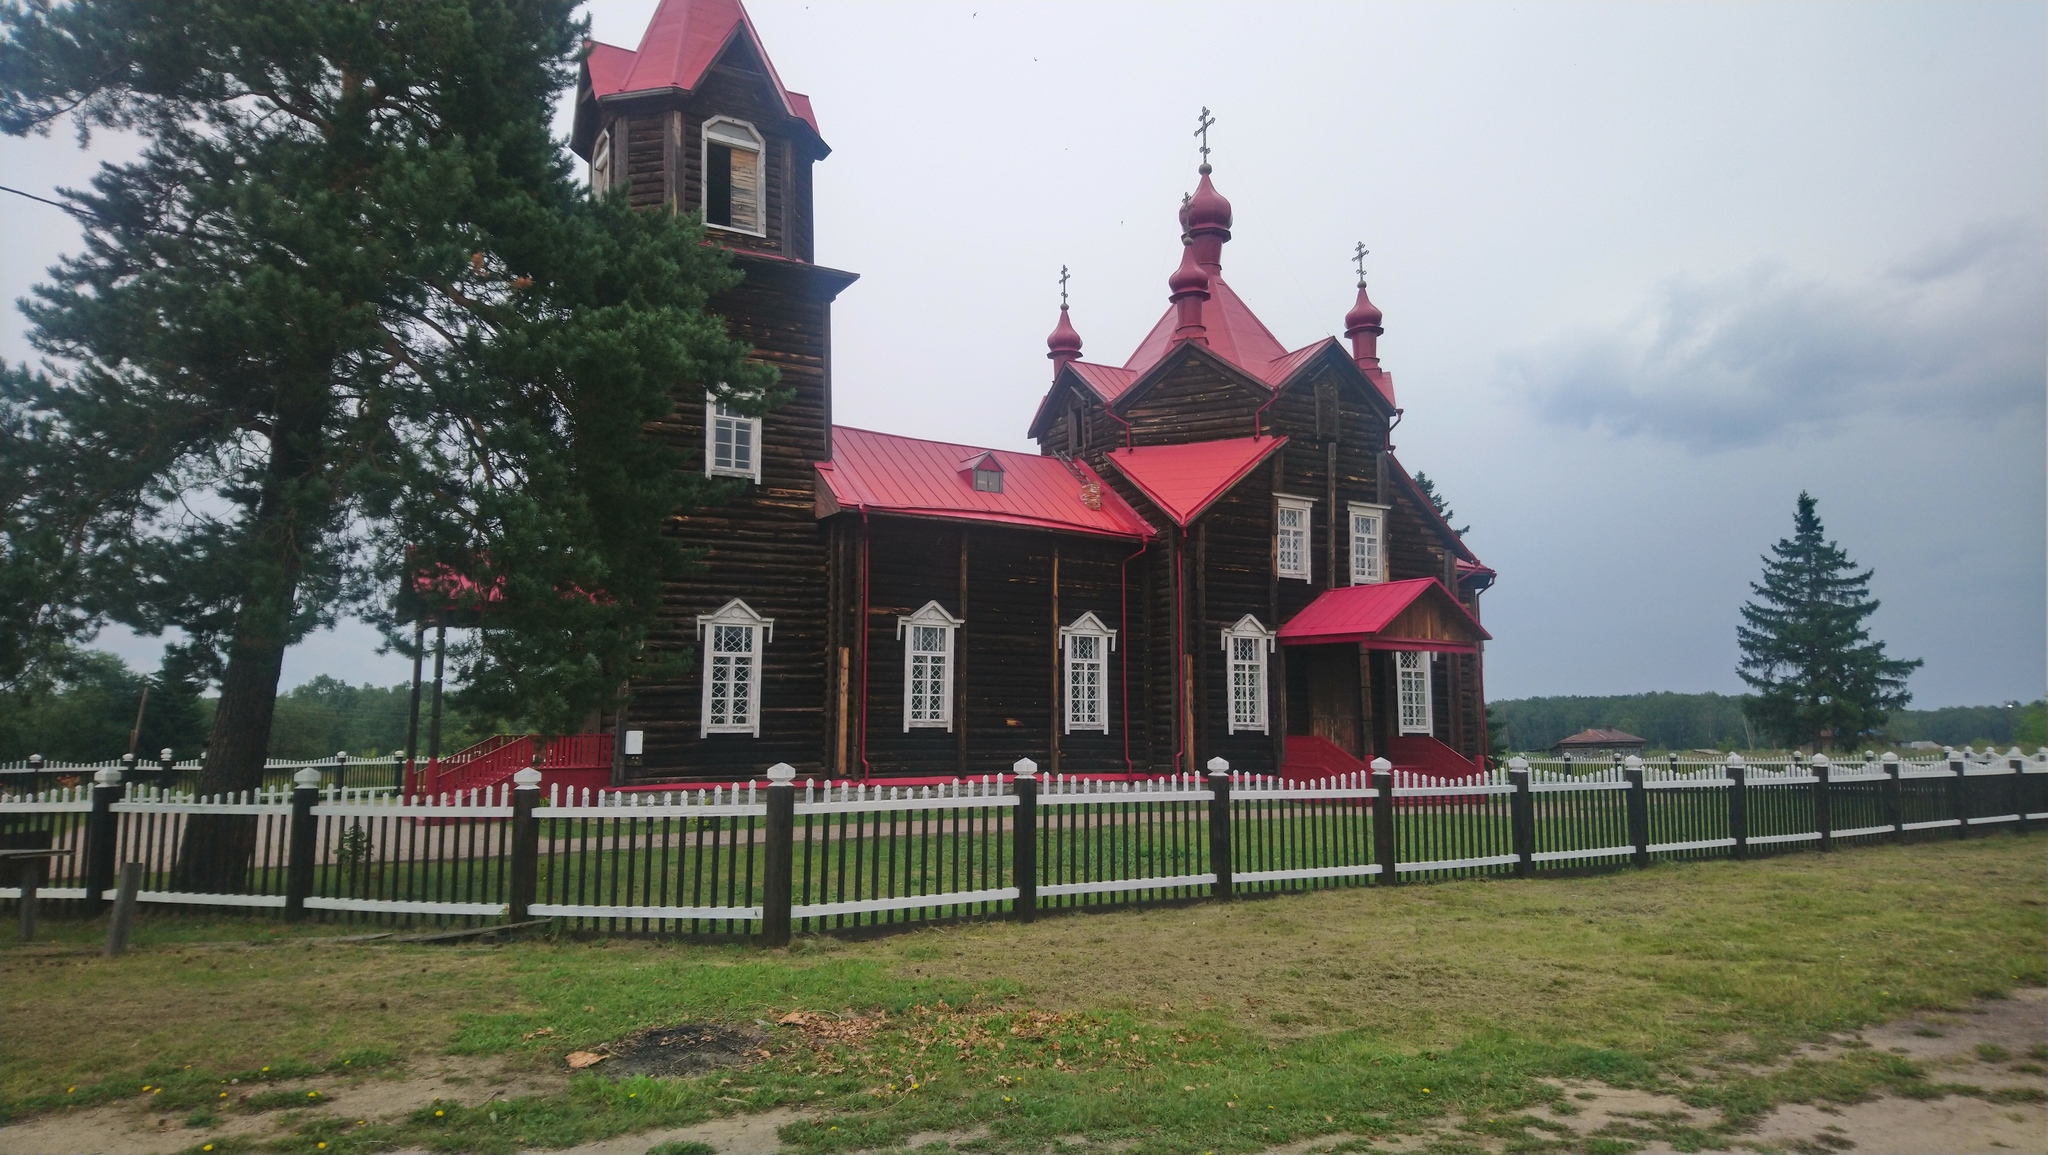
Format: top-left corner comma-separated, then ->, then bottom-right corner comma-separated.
4,1 -> 2042,708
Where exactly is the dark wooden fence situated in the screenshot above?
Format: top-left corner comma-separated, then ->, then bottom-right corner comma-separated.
3,749 -> 2043,942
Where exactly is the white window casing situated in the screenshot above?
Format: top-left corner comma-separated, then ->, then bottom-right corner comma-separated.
1275,495 -> 1315,581
1059,612 -> 1118,734
705,397 -> 762,482
702,116 -> 765,236
1349,502 -> 1388,585
1397,650 -> 1433,735
590,128 -> 612,199
898,601 -> 965,731
1221,615 -> 1276,734
697,599 -> 773,736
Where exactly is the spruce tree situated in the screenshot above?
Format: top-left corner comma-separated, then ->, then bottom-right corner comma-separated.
1737,493 -> 1920,750
2,1 -> 773,888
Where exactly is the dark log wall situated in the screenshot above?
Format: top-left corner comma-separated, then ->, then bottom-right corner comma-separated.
628,261 -> 835,782
839,518 -> 1152,779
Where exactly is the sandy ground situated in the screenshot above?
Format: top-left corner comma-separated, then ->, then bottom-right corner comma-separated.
5,991 -> 2041,1154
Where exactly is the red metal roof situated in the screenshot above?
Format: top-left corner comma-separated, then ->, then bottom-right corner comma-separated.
1276,578 -> 1492,648
1102,435 -> 1286,528
1125,275 -> 1288,378
818,427 -> 1152,538
587,0 -> 822,138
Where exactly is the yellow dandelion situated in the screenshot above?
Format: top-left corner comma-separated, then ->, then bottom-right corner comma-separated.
435,1109 -> 444,1117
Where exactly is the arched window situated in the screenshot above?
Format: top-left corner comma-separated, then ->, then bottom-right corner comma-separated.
897,601 -> 964,731
702,117 -> 764,234
1221,615 -> 1276,734
590,128 -> 612,199
1059,612 -> 1118,733
697,599 -> 773,736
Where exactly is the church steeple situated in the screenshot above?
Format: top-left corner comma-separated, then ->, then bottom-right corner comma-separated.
1047,265 -> 1083,378
1345,243 -> 1396,407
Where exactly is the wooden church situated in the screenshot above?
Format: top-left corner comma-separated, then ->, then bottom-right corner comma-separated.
571,0 -> 1497,784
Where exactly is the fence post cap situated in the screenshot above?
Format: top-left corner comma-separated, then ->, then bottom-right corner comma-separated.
1011,757 -> 1038,779
27,753 -> 41,767
120,753 -> 135,767
159,747 -> 174,760
1882,751 -> 1899,764
764,762 -> 796,784
1506,755 -> 1529,771
93,766 -> 122,785
1205,756 -> 1230,774
1369,757 -> 1393,772
1811,753 -> 1830,768
1725,753 -> 1745,768
293,767 -> 324,789
2007,746 -> 2023,758
1623,754 -> 1643,769
513,767 -> 544,788
334,750 -> 348,762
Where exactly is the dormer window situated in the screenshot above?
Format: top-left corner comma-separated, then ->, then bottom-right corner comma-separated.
702,117 -> 764,234
589,129 -> 612,199
959,451 -> 1004,494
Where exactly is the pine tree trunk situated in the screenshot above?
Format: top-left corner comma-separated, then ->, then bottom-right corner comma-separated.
172,387 -> 330,894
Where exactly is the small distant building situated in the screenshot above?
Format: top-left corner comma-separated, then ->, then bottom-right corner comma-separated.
1552,728 -> 1647,755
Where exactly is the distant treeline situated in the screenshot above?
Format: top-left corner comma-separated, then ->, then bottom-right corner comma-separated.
1491,692 -> 2045,754
2,650 -> 507,763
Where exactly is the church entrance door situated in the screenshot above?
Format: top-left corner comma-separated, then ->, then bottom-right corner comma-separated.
1298,644 -> 1360,757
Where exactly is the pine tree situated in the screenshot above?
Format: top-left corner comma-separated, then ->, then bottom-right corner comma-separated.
1411,471 -> 1469,537
1737,493 -> 1920,750
2,1 -> 772,888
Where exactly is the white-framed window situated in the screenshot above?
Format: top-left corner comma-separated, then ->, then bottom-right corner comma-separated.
898,601 -> 965,731
1221,615 -> 1276,734
1397,650 -> 1433,734
1275,495 -> 1315,581
1059,612 -> 1118,734
1349,502 -> 1388,585
696,599 -> 773,736
705,397 -> 761,482
702,116 -> 764,235
590,128 -> 612,198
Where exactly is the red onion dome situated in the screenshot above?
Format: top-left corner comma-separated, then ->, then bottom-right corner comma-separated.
1185,168 -> 1233,234
1168,240 -> 1211,298
1046,304 -> 1083,361
1344,281 -> 1383,336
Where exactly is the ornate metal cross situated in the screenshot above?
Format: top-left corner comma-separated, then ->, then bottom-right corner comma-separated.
1194,107 -> 1215,164
1353,242 -> 1370,283
1059,264 -> 1070,307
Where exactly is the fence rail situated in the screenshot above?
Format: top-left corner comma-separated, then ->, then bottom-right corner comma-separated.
4,748 -> 2044,940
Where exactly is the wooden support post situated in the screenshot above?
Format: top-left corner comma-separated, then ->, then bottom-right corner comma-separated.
1207,758 -> 1233,900
1047,541 -> 1059,776
85,767 -> 121,915
761,763 -> 794,947
1949,750 -> 1972,838
1625,758 -> 1649,869
1727,755 -> 1748,860
1372,759 -> 1397,883
1813,754 -> 1833,851
403,621 -> 425,792
1013,759 -> 1038,923
285,768 -> 321,921
835,647 -> 852,775
27,753 -> 43,797
425,622 -> 448,788
104,862 -> 142,958
1508,757 -> 1533,878
510,767 -> 541,924
1882,753 -> 1903,841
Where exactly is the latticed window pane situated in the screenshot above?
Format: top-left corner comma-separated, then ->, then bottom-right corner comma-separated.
1276,504 -> 1308,578
1398,650 -> 1431,733
1352,512 -> 1382,584
1066,634 -> 1104,728
712,402 -> 754,474
1229,636 -> 1265,730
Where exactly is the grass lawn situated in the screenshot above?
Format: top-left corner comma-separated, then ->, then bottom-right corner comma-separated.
1,834 -> 2042,1153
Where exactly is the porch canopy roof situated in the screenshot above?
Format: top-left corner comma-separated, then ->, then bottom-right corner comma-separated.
1277,577 -> 1490,653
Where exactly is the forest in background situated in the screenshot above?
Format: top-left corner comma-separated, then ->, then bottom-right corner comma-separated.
3,649 -> 2042,764
1491,691 -> 2046,754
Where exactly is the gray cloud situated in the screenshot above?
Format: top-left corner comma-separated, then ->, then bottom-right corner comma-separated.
1508,221 -> 2046,450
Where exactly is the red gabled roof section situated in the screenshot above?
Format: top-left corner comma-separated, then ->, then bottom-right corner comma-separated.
1102,435 -> 1287,528
1124,276 -> 1288,378
817,427 -> 1152,539
586,0 -> 822,139
1277,578 -> 1491,649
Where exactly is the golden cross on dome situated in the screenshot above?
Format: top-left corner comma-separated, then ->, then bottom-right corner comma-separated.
1059,264 -> 1070,307
1353,242 -> 1370,284
1194,107 -> 1215,165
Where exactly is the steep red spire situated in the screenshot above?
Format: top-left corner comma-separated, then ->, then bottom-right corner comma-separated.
1169,238 -> 1211,345
1047,304 -> 1082,378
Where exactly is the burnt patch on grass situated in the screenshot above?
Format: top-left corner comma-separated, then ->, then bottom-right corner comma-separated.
579,1022 -> 770,1080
